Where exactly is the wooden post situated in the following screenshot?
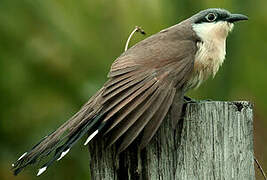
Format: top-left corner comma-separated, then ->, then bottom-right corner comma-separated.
89,101 -> 255,180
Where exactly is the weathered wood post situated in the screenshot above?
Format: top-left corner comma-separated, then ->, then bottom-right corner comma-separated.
89,101 -> 255,180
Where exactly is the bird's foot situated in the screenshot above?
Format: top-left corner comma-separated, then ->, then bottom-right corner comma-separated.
184,96 -> 212,104
184,96 -> 198,103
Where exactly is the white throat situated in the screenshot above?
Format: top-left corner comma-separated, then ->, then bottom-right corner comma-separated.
186,21 -> 234,90
193,21 -> 234,41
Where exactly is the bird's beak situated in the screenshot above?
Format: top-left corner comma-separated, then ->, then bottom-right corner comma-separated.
226,13 -> 248,23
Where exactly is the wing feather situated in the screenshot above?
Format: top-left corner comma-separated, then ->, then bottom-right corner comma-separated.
108,66 -> 138,78
103,71 -> 148,97
140,86 -> 176,149
170,88 -> 185,128
104,69 -> 145,89
117,82 -> 171,152
106,80 -> 160,146
101,72 -> 152,105
103,77 -> 157,127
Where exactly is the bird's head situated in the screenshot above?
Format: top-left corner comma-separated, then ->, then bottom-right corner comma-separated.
190,8 -> 248,41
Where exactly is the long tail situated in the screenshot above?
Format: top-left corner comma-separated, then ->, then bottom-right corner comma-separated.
12,89 -> 105,176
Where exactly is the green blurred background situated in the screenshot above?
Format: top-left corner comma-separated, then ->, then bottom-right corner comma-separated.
0,0 -> 266,179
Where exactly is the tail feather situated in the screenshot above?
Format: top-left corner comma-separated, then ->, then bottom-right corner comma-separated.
12,113 -> 104,176
12,132 -> 58,175
36,114 -> 104,175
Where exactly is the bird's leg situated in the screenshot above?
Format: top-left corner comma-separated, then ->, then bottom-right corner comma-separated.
184,96 -> 213,103
184,96 -> 198,103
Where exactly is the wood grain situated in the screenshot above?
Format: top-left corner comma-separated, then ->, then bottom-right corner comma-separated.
89,101 -> 255,180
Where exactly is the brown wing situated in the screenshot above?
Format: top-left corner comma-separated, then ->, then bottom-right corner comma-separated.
99,30 -> 197,151
97,24 -> 198,151
117,81 -> 174,152
103,69 -> 174,151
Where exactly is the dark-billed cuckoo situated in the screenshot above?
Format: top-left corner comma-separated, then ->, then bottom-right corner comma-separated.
12,8 -> 248,176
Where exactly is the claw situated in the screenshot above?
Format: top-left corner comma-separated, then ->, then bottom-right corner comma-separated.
184,96 -> 197,103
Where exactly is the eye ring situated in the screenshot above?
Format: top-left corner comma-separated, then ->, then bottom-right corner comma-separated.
206,13 -> 217,22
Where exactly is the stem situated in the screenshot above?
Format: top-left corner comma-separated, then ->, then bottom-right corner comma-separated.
254,157 -> 267,180
124,26 -> 146,52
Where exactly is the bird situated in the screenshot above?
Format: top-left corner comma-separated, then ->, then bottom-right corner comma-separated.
12,8 -> 248,176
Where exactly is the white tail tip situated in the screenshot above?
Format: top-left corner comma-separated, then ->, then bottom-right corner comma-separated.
37,166 -> 47,176
57,148 -> 70,161
84,130 -> 99,146
18,152 -> 27,161
12,163 -> 14,167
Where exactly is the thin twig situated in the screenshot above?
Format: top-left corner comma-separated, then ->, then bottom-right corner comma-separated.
124,26 -> 146,52
255,157 -> 267,180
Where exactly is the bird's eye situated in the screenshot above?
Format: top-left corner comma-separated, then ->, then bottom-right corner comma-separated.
206,13 -> 217,22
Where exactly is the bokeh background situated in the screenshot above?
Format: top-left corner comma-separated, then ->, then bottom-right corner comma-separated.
0,0 -> 266,179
